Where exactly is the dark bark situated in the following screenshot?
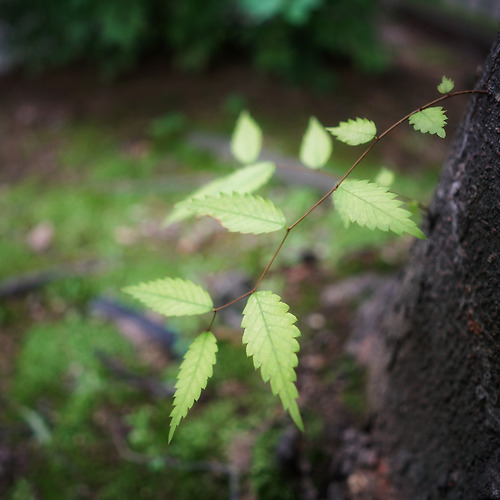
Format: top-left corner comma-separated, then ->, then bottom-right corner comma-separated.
362,33 -> 500,499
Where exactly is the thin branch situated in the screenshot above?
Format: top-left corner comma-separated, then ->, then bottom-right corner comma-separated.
213,290 -> 254,313
377,89 -> 488,141
205,88 -> 488,330
253,228 -> 291,290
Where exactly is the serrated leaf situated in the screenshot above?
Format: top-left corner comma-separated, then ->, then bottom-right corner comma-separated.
327,117 -> 377,146
437,76 -> 454,94
374,167 -> 395,187
241,292 -> 303,430
165,162 -> 276,225
168,331 -> 218,443
409,106 -> 447,138
179,192 -> 286,234
124,278 -> 213,317
299,116 -> 333,169
231,110 -> 262,164
333,179 -> 426,239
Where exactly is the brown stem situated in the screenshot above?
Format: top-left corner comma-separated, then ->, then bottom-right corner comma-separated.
205,88 -> 488,331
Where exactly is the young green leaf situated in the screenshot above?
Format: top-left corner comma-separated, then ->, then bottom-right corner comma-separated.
299,116 -> 333,169
169,331 -> 218,443
231,110 -> 263,164
333,179 -> 426,239
124,278 -> 213,317
241,291 -> 303,430
409,106 -> 447,138
165,162 -> 276,225
374,167 -> 395,187
327,117 -> 377,146
179,192 -> 286,234
437,76 -> 454,94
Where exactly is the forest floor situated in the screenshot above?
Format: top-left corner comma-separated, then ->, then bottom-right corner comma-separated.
0,14 -> 492,500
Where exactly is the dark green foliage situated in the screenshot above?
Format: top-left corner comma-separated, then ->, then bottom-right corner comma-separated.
239,0 -> 387,86
1,0 -> 152,75
164,0 -> 230,72
2,0 -> 386,84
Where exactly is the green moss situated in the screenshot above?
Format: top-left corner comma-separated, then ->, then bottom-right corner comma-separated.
11,314 -> 136,406
250,426 -> 299,500
7,478 -> 36,500
59,123 -> 120,173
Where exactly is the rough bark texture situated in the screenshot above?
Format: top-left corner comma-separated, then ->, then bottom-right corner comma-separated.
365,33 -> 500,499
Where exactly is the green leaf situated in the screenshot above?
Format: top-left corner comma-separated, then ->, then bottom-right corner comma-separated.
299,116 -> 333,169
437,76 -> 454,94
241,292 -> 303,430
333,179 -> 426,239
124,278 -> 213,317
231,110 -> 263,164
179,192 -> 286,234
409,106 -> 447,138
169,331 -> 218,443
327,117 -> 377,146
374,167 -> 395,187
165,162 -> 276,225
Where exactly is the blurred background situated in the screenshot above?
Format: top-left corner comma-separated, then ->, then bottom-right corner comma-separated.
0,1 -> 497,498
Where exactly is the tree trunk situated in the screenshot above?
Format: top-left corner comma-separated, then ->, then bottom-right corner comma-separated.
362,33 -> 500,499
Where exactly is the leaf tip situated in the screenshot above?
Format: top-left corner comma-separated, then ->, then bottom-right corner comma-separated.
289,403 -> 304,431
168,426 -> 176,444
415,228 -> 427,240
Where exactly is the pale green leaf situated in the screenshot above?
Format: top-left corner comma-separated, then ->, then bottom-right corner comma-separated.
374,167 -> 395,187
299,116 -> 333,169
409,106 -> 447,138
241,291 -> 303,430
165,162 -> 276,225
437,76 -> 454,94
333,179 -> 426,239
179,192 -> 286,234
124,278 -> 213,317
231,110 -> 263,164
169,331 -> 218,442
327,117 -> 377,146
